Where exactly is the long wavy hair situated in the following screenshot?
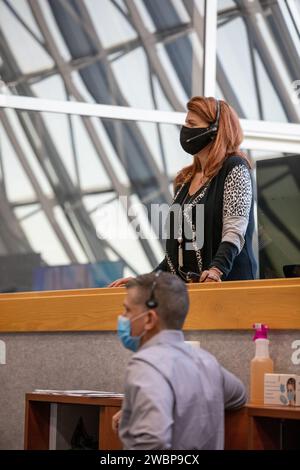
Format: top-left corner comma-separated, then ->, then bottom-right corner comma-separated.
175,96 -> 251,188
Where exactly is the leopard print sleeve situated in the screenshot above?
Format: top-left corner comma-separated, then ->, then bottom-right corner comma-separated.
222,164 -> 252,253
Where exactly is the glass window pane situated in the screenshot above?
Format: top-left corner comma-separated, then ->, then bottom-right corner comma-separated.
0,118 -> 36,202
17,209 -> 70,265
85,0 -> 137,48
217,0 -> 300,123
0,0 -> 54,74
1,0 -> 205,109
256,153 -> 300,278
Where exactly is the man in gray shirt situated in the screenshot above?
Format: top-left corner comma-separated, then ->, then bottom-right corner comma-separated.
116,271 -> 246,450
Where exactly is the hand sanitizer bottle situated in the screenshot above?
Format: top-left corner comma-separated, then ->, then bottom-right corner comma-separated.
250,323 -> 274,405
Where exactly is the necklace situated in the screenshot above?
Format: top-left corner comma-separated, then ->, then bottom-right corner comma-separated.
176,178 -> 210,270
177,188 -> 193,269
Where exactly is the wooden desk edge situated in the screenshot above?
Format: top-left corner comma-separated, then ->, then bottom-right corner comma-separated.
247,403 -> 300,419
26,393 -> 123,407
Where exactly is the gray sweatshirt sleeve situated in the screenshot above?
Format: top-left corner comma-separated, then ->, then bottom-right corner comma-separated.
209,164 -> 253,276
222,164 -> 252,253
119,360 -> 174,450
221,366 -> 247,410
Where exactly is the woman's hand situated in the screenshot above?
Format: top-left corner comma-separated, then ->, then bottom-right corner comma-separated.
108,277 -> 133,287
112,410 -> 122,433
200,267 -> 222,283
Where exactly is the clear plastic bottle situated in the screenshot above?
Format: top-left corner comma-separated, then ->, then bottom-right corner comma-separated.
250,323 -> 274,405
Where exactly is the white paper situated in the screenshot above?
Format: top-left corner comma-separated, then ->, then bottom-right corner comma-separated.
33,389 -> 124,397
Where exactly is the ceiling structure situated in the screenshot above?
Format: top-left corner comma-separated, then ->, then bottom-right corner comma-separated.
0,0 -> 300,278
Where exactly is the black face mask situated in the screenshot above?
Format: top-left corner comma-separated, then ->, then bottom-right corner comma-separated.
180,124 -> 218,155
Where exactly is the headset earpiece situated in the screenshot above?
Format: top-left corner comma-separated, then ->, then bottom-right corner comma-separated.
214,99 -> 220,127
207,99 -> 220,140
146,270 -> 162,309
146,298 -> 158,309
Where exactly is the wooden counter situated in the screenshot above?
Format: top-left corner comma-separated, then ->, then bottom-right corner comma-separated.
1,278 -> 300,332
25,393 -> 300,450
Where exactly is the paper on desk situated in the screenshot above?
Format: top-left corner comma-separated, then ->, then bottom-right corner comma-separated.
33,389 -> 124,397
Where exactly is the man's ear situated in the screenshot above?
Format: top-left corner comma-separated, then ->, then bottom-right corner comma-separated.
144,309 -> 159,331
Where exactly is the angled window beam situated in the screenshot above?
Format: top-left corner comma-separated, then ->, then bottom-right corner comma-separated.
183,0 -> 246,116
0,179 -> 32,254
267,1 -> 300,84
3,0 -> 49,52
0,30 -> 108,263
0,109 -> 78,262
27,0 -> 163,268
67,0 -> 172,203
124,0 -> 185,111
236,0 -> 300,123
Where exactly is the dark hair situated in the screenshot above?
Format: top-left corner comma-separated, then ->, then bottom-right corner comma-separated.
126,272 -> 189,330
287,377 -> 296,389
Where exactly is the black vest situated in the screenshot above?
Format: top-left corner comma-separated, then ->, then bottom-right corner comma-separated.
156,156 -> 257,281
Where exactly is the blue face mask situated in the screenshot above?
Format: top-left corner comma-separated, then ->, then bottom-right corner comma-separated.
117,311 -> 148,352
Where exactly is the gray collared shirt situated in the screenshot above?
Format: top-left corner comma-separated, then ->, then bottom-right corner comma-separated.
119,330 -> 246,450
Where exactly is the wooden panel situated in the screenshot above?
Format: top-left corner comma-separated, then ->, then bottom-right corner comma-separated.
99,406 -> 123,450
248,416 -> 280,450
1,278 -> 300,332
225,407 -> 248,450
185,280 -> 300,329
24,399 -> 50,450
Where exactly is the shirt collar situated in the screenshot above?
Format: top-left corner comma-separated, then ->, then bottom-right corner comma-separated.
139,329 -> 184,351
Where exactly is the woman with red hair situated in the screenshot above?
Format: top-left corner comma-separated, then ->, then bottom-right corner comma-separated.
110,96 -> 257,285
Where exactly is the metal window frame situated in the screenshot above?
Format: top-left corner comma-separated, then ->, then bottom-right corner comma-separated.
1,94 -> 300,154
203,0 -> 217,97
1,0 -> 300,277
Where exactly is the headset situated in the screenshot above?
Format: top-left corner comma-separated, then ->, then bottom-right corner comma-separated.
186,99 -> 220,143
146,270 -> 162,309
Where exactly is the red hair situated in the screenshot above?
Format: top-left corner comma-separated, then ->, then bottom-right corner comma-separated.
175,96 -> 251,188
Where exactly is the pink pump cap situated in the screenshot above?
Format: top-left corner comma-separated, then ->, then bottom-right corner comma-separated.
252,323 -> 269,341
